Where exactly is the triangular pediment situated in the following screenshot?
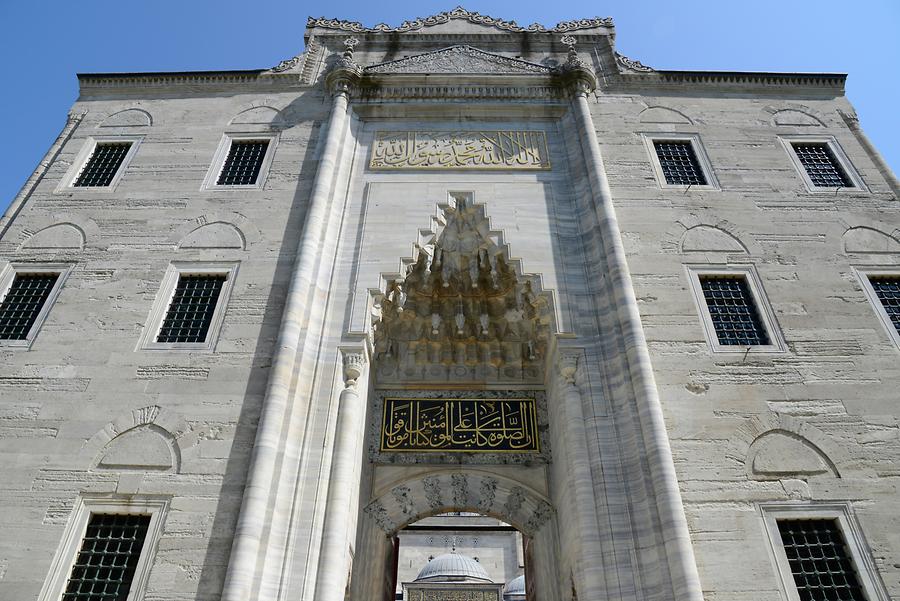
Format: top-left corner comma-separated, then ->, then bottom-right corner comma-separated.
365,46 -> 550,76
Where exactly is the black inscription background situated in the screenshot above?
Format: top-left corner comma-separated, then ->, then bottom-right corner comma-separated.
381,397 -> 539,452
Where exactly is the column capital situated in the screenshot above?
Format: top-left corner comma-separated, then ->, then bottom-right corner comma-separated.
341,349 -> 367,388
557,351 -> 581,385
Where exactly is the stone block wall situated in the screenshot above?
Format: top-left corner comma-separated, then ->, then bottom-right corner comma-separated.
0,85 -> 326,601
593,91 -> 900,600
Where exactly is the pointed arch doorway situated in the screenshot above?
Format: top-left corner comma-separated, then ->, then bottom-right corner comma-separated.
350,193 -> 566,601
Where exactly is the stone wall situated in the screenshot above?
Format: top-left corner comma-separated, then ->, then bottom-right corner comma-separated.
592,91 -> 900,600
0,87 -> 326,601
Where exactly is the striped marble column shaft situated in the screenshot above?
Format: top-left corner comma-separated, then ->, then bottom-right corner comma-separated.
571,89 -> 703,601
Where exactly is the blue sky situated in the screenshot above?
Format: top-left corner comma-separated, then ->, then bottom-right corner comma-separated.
1,1 -> 897,209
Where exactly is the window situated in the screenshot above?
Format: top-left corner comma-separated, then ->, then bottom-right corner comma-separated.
654,141 -> 707,185
74,142 -> 133,187
0,264 -> 71,348
686,265 -> 785,353
700,276 -> 770,346
776,519 -> 865,601
856,269 -> 900,349
156,274 -> 227,343
217,140 -> 269,185
203,134 -> 277,189
780,136 -> 865,192
58,136 -> 142,192
643,134 -> 718,189
61,514 -> 151,601
791,143 -> 851,188
761,504 -> 888,601
37,497 -> 167,601
138,263 -> 238,351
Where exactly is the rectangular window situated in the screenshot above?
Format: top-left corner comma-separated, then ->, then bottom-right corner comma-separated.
138,263 -> 237,351
73,142 -> 133,187
156,274 -> 227,344
0,273 -> 60,340
653,140 -> 708,186
868,277 -> 900,333
856,270 -> 900,349
686,266 -> 785,353
699,275 -> 770,346
37,497 -> 168,601
0,264 -> 70,348
791,142 -> 852,188
216,140 -> 270,186
61,514 -> 151,601
776,519 -> 866,601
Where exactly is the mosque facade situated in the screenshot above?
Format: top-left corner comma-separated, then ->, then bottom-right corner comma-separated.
0,7 -> 898,601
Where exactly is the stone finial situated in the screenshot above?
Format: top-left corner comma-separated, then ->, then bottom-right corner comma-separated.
558,352 -> 579,385
325,37 -> 362,97
554,34 -> 597,96
342,351 -> 366,387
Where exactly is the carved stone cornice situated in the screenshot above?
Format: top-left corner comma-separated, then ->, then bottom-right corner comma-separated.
616,70 -> 847,92
307,7 -> 613,35
615,52 -> 653,73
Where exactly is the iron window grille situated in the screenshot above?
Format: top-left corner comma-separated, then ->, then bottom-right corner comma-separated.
699,275 -> 770,346
0,273 -> 60,340
73,142 -> 133,187
61,513 -> 151,601
776,519 -> 866,601
868,277 -> 900,333
216,140 -> 270,186
156,274 -> 227,344
653,140 -> 708,186
791,143 -> 853,188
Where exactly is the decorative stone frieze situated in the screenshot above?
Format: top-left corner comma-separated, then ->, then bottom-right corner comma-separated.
370,130 -> 550,170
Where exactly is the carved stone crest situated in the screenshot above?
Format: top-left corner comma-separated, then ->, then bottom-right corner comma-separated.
308,7 -> 612,34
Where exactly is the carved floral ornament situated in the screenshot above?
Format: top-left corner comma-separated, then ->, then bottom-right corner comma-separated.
371,195 -> 553,385
307,7 -> 613,34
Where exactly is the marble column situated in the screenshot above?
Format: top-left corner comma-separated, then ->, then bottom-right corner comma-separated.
220,41 -> 362,601
562,43 -> 703,601
557,352 -> 606,600
314,350 -> 368,601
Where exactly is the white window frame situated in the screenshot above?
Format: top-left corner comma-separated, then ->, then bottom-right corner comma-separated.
854,267 -> 900,350
56,135 -> 143,193
760,503 -> 889,601
685,264 -> 786,353
0,262 -> 72,349
137,262 -> 238,351
201,132 -> 278,190
37,495 -> 169,601
779,135 -> 867,193
642,133 -> 720,190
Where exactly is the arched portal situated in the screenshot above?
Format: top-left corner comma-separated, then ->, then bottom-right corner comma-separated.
350,193 -> 565,601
